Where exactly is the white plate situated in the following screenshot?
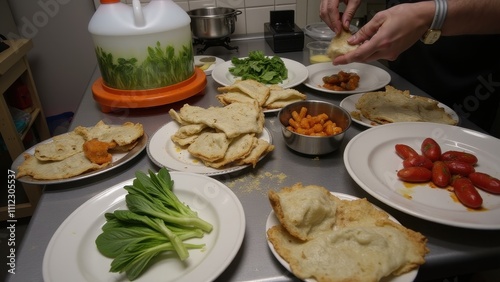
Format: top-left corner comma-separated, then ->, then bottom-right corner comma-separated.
12,132 -> 147,185
147,121 -> 273,176
344,122 -> 500,230
43,172 -> 245,282
194,55 -> 225,76
340,93 -> 460,128
211,57 -> 309,88
266,192 -> 418,282
304,62 -> 391,94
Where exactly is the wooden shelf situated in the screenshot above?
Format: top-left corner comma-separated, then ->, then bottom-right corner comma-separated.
1,39 -> 51,221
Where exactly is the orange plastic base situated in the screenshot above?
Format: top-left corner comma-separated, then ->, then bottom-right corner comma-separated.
92,68 -> 207,113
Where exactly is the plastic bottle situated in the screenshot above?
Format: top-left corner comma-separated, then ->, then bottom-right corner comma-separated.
88,0 -> 194,90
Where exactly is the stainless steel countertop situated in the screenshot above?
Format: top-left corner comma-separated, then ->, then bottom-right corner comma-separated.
9,37 -> 500,282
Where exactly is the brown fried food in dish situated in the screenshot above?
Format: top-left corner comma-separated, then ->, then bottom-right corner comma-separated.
83,138 -> 116,165
322,71 -> 360,91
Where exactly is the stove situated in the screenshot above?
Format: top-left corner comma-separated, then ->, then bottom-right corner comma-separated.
193,37 -> 239,54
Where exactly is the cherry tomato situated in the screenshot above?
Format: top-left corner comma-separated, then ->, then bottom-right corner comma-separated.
432,161 -> 451,188
451,177 -> 483,209
441,150 -> 478,165
395,144 -> 419,160
468,172 -> 500,194
444,161 -> 476,176
421,138 -> 442,162
403,155 -> 433,170
397,167 -> 432,183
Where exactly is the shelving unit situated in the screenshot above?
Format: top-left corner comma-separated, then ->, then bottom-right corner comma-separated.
1,38 -> 51,220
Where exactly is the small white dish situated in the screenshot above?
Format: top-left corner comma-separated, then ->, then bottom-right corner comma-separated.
211,57 -> 309,89
194,55 -> 224,75
304,62 -> 391,94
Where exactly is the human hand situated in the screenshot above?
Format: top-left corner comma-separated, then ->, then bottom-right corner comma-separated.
320,0 -> 361,34
332,2 -> 434,65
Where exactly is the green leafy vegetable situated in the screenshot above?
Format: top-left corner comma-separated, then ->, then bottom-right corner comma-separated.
95,41 -> 194,90
95,168 -> 212,280
228,50 -> 288,84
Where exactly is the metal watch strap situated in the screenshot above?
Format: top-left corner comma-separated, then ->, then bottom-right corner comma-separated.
431,0 -> 447,30
421,0 -> 448,44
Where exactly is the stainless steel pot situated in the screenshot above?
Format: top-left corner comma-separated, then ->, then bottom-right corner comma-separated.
187,7 -> 242,40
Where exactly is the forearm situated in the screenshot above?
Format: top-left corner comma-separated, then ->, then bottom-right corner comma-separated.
443,0 -> 500,35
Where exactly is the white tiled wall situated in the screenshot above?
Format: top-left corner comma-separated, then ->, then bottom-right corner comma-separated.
121,0 -> 385,35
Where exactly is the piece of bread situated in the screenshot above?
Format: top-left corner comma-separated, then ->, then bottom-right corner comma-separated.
268,183 -> 340,241
74,120 -> 144,146
264,87 -> 307,109
217,79 -> 270,106
202,133 -> 256,168
267,184 -> 429,282
355,85 -> 458,125
187,132 -> 230,162
17,152 -> 108,180
34,132 -> 85,161
327,29 -> 359,59
235,138 -> 275,168
176,102 -> 264,139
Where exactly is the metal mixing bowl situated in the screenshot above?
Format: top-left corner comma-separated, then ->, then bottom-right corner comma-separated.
187,7 -> 242,40
278,100 -> 351,155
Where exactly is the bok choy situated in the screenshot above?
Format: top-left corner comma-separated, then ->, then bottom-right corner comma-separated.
95,168 -> 213,280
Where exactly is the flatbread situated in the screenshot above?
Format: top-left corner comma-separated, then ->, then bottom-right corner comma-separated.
267,184 -> 429,282
217,82 -> 307,110
327,29 -> 359,59
34,132 -> 85,161
187,132 -> 230,162
175,102 -> 264,138
264,87 -> 307,109
217,79 -> 270,106
235,138 -> 275,168
202,133 -> 256,168
216,91 -> 255,106
269,184 -> 340,241
16,152 -> 108,180
74,120 -> 144,146
355,86 -> 458,125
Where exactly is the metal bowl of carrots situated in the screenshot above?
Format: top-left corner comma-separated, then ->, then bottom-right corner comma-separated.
278,100 -> 351,155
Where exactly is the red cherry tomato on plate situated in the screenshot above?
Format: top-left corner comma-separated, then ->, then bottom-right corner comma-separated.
397,167 -> 432,183
445,161 -> 476,176
468,172 -> 500,194
451,177 -> 483,209
441,150 -> 478,165
432,161 -> 451,188
395,144 -> 419,159
421,138 -> 441,162
403,155 -> 433,170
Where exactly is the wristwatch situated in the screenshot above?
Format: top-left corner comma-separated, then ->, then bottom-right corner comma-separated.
421,0 -> 447,44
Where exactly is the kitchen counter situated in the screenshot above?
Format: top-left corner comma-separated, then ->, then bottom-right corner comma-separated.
9,37 -> 500,282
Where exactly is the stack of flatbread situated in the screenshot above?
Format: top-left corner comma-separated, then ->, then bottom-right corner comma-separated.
216,79 -> 306,110
169,101 -> 274,169
354,85 -> 458,125
267,183 -> 429,282
16,120 -> 144,180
